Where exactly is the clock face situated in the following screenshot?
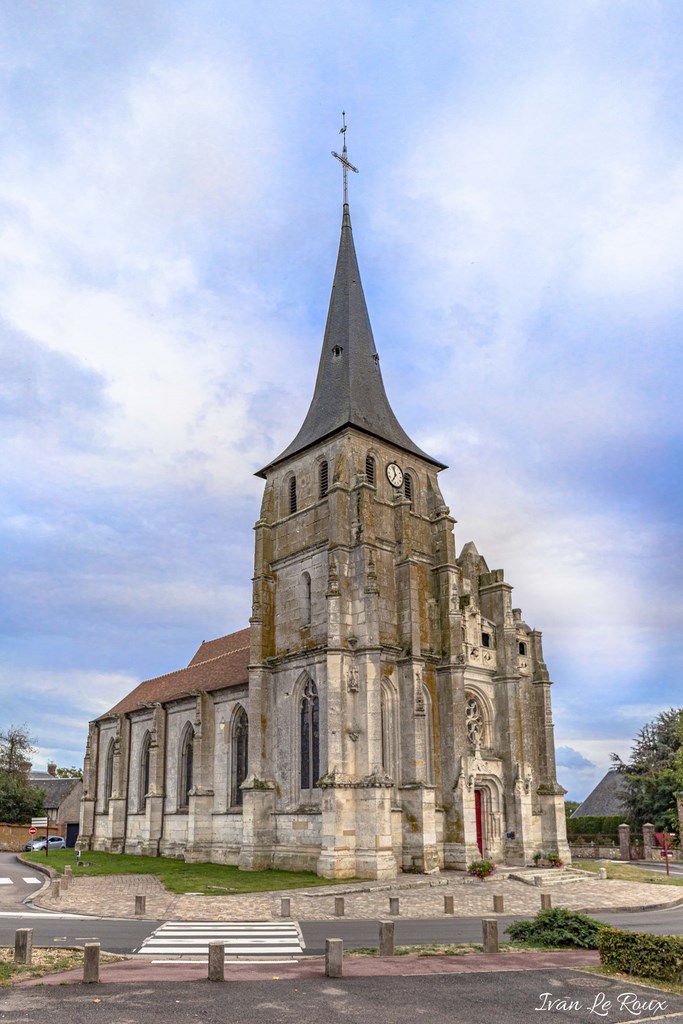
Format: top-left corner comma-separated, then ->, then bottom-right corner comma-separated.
386,462 -> 404,488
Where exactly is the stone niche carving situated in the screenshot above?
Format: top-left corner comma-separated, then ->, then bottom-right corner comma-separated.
346,665 -> 360,692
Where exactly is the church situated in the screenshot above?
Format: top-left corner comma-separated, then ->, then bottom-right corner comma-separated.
79,151 -> 570,878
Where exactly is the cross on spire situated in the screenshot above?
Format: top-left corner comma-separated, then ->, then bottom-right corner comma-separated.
331,111 -> 358,206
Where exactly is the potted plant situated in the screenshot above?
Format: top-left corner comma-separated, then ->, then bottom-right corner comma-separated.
468,859 -> 496,879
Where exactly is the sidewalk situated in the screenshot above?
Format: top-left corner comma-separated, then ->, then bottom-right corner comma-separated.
18,948 -> 601,986
27,865 -> 683,921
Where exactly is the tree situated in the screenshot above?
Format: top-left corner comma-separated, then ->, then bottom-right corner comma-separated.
0,723 -> 44,824
55,766 -> 83,778
611,708 -> 683,834
0,724 -> 35,777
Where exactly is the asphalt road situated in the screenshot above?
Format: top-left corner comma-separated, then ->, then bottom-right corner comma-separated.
3,972 -> 683,1024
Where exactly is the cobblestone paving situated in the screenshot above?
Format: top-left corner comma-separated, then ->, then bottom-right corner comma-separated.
32,868 -> 683,922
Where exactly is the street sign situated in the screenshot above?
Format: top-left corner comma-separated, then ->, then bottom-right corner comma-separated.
29,827 -> 36,835
31,817 -> 48,827
661,850 -> 673,857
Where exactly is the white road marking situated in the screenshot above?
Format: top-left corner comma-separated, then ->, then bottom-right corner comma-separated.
0,878 -> 13,885
137,921 -> 304,957
22,877 -> 42,884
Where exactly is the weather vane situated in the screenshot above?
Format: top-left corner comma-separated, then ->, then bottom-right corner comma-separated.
331,111 -> 358,205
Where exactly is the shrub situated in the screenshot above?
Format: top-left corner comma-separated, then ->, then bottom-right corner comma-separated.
566,815 -> 622,837
467,859 -> 496,879
547,852 -> 563,868
599,928 -> 683,982
506,908 -> 604,948
532,851 -> 543,864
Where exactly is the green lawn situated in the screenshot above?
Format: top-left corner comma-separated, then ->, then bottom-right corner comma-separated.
574,860 -> 683,887
23,849 -> 353,895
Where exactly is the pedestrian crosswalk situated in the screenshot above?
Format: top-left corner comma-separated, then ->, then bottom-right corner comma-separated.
136,921 -> 304,958
0,877 -> 41,886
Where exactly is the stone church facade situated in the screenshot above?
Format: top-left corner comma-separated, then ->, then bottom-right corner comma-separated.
79,200 -> 570,878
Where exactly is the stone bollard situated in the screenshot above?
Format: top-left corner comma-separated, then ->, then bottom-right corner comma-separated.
389,896 -> 400,915
14,928 -> 33,965
135,894 -> 146,916
208,942 -> 225,982
534,875 -> 543,887
444,894 -> 454,915
64,864 -> 73,878
325,938 -> 343,978
335,896 -> 345,917
619,823 -> 631,862
541,893 -> 552,910
280,897 -> 291,918
492,893 -> 504,913
51,878 -> 61,899
482,918 -> 499,954
83,942 -> 100,984
60,871 -> 69,892
379,920 -> 395,956
598,867 -> 607,880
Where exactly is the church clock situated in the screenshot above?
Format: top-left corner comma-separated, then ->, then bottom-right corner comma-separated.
386,462 -> 404,488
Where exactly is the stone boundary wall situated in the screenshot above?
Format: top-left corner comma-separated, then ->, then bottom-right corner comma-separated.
0,822 -> 31,851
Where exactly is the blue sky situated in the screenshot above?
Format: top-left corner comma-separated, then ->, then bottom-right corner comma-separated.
2,1 -> 682,801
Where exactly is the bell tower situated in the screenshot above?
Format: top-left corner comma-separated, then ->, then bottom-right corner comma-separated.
238,121 -> 569,879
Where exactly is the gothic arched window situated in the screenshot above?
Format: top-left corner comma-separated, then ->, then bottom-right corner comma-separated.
300,678 -> 320,792
421,684 -> 435,785
465,696 -> 483,749
139,731 -> 151,811
104,739 -> 115,810
231,707 -> 249,807
380,678 -> 399,784
319,460 -> 329,498
179,725 -> 194,809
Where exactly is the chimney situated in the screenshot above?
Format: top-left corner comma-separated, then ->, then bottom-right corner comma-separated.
47,762 -> 57,777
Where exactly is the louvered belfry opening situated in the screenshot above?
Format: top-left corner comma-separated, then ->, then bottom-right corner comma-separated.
404,472 -> 413,503
319,459 -> 329,498
365,454 -> 375,485
288,475 -> 297,515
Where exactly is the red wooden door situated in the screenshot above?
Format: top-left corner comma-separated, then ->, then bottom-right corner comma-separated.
475,789 -> 483,855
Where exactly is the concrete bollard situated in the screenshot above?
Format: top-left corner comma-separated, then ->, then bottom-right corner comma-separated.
135,894 -> 146,916
482,918 -> 499,955
280,897 -> 291,918
83,942 -> 100,984
335,896 -> 345,917
541,893 -> 552,910
389,896 -> 400,915
379,920 -> 395,957
444,894 -> 454,915
598,867 -> 607,880
492,893 -> 504,913
534,875 -> 543,887
51,878 -> 61,899
325,938 -> 343,978
208,942 -> 225,982
14,928 -> 33,965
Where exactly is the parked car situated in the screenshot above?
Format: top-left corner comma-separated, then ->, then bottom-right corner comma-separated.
24,835 -> 66,851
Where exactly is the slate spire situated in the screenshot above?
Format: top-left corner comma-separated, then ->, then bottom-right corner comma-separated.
259,204 -> 445,475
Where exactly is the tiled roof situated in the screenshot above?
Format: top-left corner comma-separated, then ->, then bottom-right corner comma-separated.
102,627 -> 250,718
571,770 -> 629,817
187,628 -> 250,667
28,777 -> 81,809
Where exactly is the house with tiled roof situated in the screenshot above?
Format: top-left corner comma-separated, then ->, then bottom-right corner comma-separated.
78,134 -> 569,877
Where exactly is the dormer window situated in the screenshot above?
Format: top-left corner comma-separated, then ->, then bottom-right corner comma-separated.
319,460 -> 329,498
332,345 -> 343,358
288,476 -> 297,515
365,454 -> 376,486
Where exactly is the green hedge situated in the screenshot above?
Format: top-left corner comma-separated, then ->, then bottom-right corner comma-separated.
599,928 -> 683,982
567,815 -> 623,836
